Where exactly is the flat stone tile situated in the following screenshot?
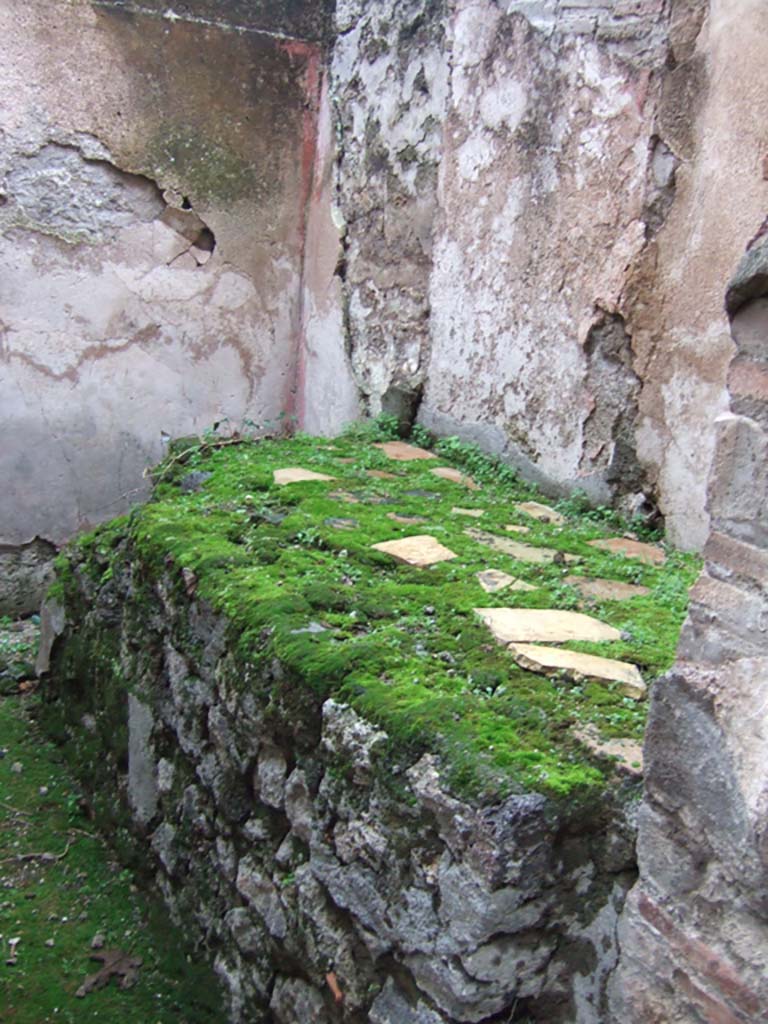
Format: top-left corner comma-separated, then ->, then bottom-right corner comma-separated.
465,528 -> 578,564
565,576 -> 650,601
476,570 -> 537,594
337,457 -> 355,464
517,501 -> 566,526
572,725 -> 643,778
387,512 -> 428,525
474,608 -> 621,644
329,490 -> 360,504
366,469 -> 399,480
372,535 -> 458,567
505,525 -> 530,534
587,537 -> 666,565
430,467 -> 479,490
508,643 -> 646,699
324,517 -> 358,531
452,507 -> 485,518
274,468 -> 335,486
374,441 -> 437,461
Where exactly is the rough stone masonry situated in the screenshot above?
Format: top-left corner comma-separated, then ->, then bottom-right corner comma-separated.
609,230 -> 768,1023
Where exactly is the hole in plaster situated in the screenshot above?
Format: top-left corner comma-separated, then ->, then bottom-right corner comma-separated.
195,226 -> 216,252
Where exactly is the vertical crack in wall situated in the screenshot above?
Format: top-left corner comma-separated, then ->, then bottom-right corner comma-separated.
581,311 -> 650,507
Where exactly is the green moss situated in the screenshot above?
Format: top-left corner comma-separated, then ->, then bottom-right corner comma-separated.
53,429 -> 701,801
0,693 -> 225,1023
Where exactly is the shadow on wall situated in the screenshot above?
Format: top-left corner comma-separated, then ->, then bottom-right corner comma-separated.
609,223 -> 768,1022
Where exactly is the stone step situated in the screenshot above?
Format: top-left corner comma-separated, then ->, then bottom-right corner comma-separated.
508,643 -> 646,699
516,501 -> 566,526
475,607 -> 622,643
476,570 -> 537,594
373,441 -> 437,461
372,535 -> 458,567
587,537 -> 665,564
465,528 -> 579,564
274,468 -> 335,485
430,467 -> 479,489
565,576 -> 650,601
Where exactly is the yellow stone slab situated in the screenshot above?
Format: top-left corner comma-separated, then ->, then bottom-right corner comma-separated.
430,467 -> 479,490
387,512 -> 427,525
452,507 -> 484,518
329,490 -> 360,504
474,608 -> 621,644
572,725 -> 643,777
587,537 -> 666,565
516,501 -> 566,526
465,528 -> 578,564
505,524 -> 530,534
565,576 -> 650,601
374,441 -> 437,461
476,570 -> 537,594
508,643 -> 646,699
372,535 -> 457,567
274,468 -> 335,486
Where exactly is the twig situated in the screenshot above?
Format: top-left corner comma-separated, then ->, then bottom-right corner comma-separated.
149,435 -> 248,484
0,802 -> 31,818
0,839 -> 72,865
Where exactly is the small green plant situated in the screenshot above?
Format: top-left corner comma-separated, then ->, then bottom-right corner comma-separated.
434,436 -> 520,487
342,413 -> 401,443
409,423 -> 434,448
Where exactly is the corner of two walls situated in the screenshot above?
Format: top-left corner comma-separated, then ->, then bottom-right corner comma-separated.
0,0 -> 334,613
311,0 -> 767,553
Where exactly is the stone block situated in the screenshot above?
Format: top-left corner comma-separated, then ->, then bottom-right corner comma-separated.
708,414 -> 768,539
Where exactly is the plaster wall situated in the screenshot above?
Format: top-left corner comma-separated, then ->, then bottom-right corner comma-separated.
0,0 -> 323,556
324,0 -> 768,549
631,0 -> 768,548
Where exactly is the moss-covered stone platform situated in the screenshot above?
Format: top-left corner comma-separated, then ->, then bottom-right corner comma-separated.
39,426 -> 699,1023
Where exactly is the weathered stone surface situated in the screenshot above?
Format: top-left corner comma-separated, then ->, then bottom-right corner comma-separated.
0,0 -> 324,549
516,501 -> 566,526
366,469 -> 399,480
369,978 -> 444,1024
374,442 -> 437,462
572,725 -> 643,778
504,524 -> 530,534
476,570 -> 536,594
127,694 -> 158,826
587,537 -> 666,564
465,527 -> 578,564
475,608 -> 621,644
35,596 -> 66,676
611,221 -> 768,1021
452,507 -> 484,518
372,536 -> 458,567
270,976 -> 331,1024
46,541 -> 641,1023
565,576 -> 650,601
508,643 -> 646,699
430,467 -> 479,490
387,512 -> 428,525
273,468 -> 335,486
0,539 -> 57,617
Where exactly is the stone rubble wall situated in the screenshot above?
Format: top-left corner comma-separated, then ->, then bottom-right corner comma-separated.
42,549 -> 639,1023
608,234 -> 768,1022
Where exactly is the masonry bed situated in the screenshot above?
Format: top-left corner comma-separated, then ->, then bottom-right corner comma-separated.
39,428 -> 699,1023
